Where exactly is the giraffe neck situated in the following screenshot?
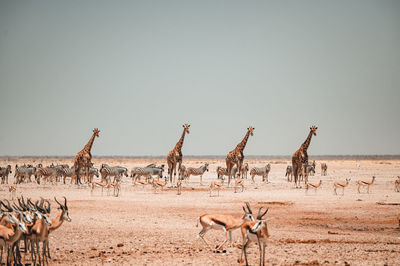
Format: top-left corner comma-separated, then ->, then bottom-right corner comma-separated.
83,133 -> 96,153
235,130 -> 250,152
174,128 -> 186,152
301,130 -> 313,151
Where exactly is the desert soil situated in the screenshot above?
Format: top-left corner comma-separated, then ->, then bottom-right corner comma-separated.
0,157 -> 399,265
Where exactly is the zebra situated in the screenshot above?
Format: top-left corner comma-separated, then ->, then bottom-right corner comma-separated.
100,164 -> 128,183
53,164 -> 70,183
63,167 -> 99,184
240,163 -> 249,179
35,166 -> 58,184
321,163 -> 328,176
185,163 -> 209,185
14,164 -> 37,184
285,165 -> 293,182
178,165 -> 186,180
0,165 -> 12,184
216,166 -> 237,181
250,164 -> 271,183
130,165 -> 165,182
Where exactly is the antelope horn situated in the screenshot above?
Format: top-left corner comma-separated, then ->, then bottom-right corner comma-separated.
4,199 -> 12,211
245,202 -> 252,214
54,197 -> 63,207
39,197 -> 44,208
257,207 -> 263,220
260,208 -> 269,219
63,196 -> 68,209
45,200 -> 51,213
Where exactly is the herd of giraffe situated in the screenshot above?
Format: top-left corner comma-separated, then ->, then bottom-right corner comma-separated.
1,125 -> 396,196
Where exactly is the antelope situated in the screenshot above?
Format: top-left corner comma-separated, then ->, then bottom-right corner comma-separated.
152,179 -> 166,193
334,178 -> 350,195
238,205 -> 273,266
234,179 -> 244,193
134,180 -> 149,188
29,199 -> 52,266
196,202 -> 255,250
395,176 -> 400,192
177,179 -> 182,195
108,182 -> 120,197
45,197 -> 71,259
357,176 -> 376,193
91,182 -> 108,196
9,185 -> 16,200
306,180 -> 322,193
209,181 -> 223,197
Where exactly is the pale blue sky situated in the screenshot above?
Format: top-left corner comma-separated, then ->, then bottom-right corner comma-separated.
0,1 -> 399,156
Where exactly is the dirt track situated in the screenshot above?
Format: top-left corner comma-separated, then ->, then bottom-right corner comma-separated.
1,157 -> 399,265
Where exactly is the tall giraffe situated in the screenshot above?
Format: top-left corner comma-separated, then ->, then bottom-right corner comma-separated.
226,127 -> 254,187
74,128 -> 100,185
292,126 -> 317,188
167,124 -> 190,184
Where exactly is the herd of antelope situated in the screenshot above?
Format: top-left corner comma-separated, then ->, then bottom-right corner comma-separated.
0,196 -> 70,265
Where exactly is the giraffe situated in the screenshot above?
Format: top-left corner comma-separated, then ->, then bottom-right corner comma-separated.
292,126 -> 317,188
167,124 -> 190,184
226,127 -> 254,187
73,128 -> 100,185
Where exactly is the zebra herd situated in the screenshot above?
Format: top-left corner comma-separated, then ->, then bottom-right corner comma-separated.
0,161 -> 327,191
285,161 -> 328,182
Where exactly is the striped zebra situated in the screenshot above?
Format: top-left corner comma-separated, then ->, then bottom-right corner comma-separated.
185,163 -> 209,185
216,166 -> 237,181
14,164 -> 38,184
35,166 -> 58,184
178,165 -> 186,180
250,164 -> 271,183
130,164 -> 165,182
63,167 -> 99,184
0,165 -> 12,184
285,165 -> 293,182
240,163 -> 249,179
100,164 -> 128,183
321,163 -> 328,176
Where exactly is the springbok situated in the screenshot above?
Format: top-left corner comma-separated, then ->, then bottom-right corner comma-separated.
395,176 -> 400,192
234,179 -> 244,193
238,205 -> 273,266
209,181 -> 223,197
357,176 -> 376,193
305,180 -> 322,193
334,179 -> 350,195
152,179 -> 166,193
196,202 -> 255,250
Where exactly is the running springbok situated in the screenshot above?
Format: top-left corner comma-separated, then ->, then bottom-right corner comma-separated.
357,176 -> 376,193
196,202 -> 255,250
334,178 -> 350,195
238,205 -> 273,266
209,181 -> 223,197
306,180 -> 322,193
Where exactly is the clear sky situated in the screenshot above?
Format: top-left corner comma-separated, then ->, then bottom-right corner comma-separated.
0,1 -> 399,156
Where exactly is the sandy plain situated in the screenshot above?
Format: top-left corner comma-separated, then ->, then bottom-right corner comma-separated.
0,157 -> 399,265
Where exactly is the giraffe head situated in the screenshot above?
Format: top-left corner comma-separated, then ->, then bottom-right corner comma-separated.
247,126 -> 255,136
93,128 -> 100,137
183,124 -> 190,134
310,126 -> 318,136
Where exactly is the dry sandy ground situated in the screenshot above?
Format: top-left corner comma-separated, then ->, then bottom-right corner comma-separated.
0,157 -> 400,265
